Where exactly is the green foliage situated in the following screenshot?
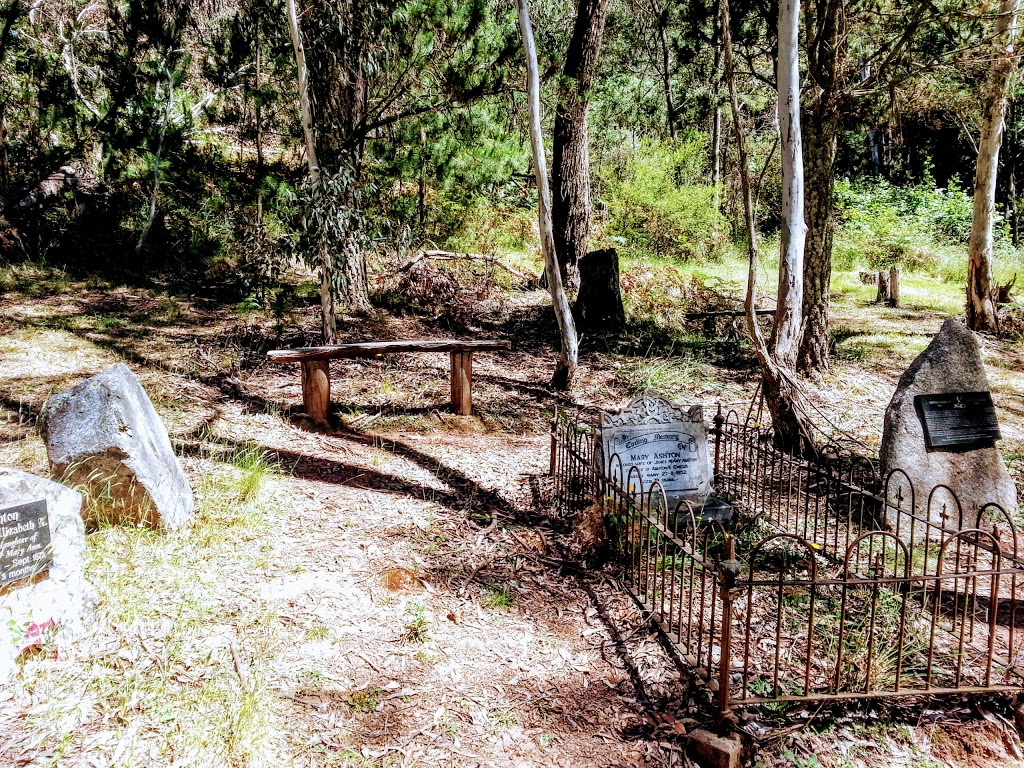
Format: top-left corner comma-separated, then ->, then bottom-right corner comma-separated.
228,443 -> 279,503
832,178 -> 1017,283
484,586 -> 514,610
401,600 -> 430,643
601,137 -> 728,262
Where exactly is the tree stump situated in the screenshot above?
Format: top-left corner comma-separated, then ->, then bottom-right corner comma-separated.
573,248 -> 626,331
876,270 -> 891,304
888,266 -> 900,308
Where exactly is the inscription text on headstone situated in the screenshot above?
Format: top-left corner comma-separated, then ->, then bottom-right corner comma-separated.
915,391 -> 1001,450
599,392 -> 711,503
0,500 -> 51,587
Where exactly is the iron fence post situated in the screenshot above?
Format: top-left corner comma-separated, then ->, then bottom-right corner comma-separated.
717,535 -> 740,723
713,404 -> 725,486
549,405 -> 558,476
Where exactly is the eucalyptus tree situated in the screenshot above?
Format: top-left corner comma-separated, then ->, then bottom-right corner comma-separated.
724,0 -> 816,456
518,0 -> 580,390
967,0 -> 1021,332
798,0 -> 990,372
289,0 -> 517,325
551,0 -> 610,295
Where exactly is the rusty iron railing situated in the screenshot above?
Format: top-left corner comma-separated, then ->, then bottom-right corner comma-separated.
549,405 -> 1024,718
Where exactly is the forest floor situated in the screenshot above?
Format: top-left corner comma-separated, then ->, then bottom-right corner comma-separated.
1,259 -> 1024,768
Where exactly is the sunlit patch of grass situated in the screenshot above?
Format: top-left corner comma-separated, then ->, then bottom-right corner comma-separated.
11,444 -> 286,765
229,443 -> 281,503
617,354 -> 712,396
489,706 -> 518,732
400,600 -> 430,643
484,586 -> 514,611
305,624 -> 329,641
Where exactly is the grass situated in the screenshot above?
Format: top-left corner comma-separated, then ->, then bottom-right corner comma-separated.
484,586 -> 514,611
348,686 -> 383,713
229,443 -> 281,503
617,353 -> 713,396
489,706 -> 518,732
401,600 -> 430,643
10,434 -> 286,766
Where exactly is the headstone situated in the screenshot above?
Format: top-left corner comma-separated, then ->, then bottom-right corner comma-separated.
41,363 -> 194,529
880,319 -> 1018,537
598,392 -> 713,511
0,468 -> 95,681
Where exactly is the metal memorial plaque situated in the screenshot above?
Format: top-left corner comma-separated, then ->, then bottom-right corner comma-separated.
915,391 -> 1002,450
599,392 -> 712,504
0,500 -> 51,587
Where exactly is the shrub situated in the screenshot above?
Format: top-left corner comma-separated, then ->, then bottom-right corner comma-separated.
832,178 -> 1019,281
601,136 -> 728,262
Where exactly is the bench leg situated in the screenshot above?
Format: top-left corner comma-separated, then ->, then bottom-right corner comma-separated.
450,352 -> 473,415
301,360 -> 331,423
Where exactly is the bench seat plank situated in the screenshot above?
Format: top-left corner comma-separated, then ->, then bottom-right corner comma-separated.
267,339 -> 510,364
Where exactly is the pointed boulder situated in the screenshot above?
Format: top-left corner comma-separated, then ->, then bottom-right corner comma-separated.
881,319 -> 1018,537
41,363 -> 194,529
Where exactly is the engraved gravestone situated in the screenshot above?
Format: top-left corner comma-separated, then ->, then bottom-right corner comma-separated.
0,500 -> 52,586
0,468 -> 94,681
881,319 -> 1018,539
598,392 -> 712,508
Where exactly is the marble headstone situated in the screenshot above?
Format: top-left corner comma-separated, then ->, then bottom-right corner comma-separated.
599,392 -> 712,508
0,468 -> 95,681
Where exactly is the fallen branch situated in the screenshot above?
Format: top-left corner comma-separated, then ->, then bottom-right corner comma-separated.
684,309 -> 775,319
400,249 -> 536,283
14,164 -> 95,211
229,640 -> 250,690
459,558 -> 492,596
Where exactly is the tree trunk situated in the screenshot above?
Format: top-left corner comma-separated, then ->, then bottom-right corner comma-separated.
304,0 -> 372,315
574,248 -> 626,331
287,0 -> 336,342
552,0 -> 609,297
797,92 -> 840,373
876,270 -> 891,303
711,11 -> 723,210
770,0 -> 807,371
967,0 -> 1021,332
888,266 -> 900,308
723,0 -> 816,457
518,0 -> 580,391
136,67 -> 174,254
657,12 -> 677,141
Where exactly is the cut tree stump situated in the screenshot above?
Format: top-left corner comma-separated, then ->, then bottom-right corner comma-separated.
876,267 -> 900,306
268,339 -> 510,423
876,270 -> 891,303
888,266 -> 900,308
573,248 -> 626,331
450,351 -> 472,416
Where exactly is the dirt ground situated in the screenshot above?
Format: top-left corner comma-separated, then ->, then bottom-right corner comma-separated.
1,269 -> 1024,767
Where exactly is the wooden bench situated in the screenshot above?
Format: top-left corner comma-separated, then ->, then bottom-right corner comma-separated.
267,339 -> 511,422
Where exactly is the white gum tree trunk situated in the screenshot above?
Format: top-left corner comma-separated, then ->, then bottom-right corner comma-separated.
286,0 -> 337,343
770,0 -> 807,370
517,0 -> 580,390
967,0 -> 1021,332
722,0 -> 816,458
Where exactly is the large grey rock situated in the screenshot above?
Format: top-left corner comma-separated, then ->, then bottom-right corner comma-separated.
41,363 -> 194,529
0,468 -> 95,681
880,319 -> 1018,537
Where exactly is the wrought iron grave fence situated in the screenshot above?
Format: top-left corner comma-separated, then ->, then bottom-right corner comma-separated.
549,405 -> 1024,717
